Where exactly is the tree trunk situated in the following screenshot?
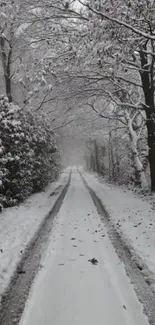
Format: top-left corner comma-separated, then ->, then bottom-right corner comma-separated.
125,110 -> 148,189
90,153 -> 95,171
140,49 -> 155,191
100,146 -> 106,176
0,37 -> 13,102
108,132 -> 115,182
94,140 -> 100,174
6,50 -> 12,102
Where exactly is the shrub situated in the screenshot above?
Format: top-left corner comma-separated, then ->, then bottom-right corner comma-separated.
0,95 -> 60,208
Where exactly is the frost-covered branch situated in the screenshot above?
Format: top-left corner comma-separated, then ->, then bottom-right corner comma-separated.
78,1 -> 155,40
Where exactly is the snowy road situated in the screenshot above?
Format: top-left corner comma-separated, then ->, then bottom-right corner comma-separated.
20,169 -> 149,325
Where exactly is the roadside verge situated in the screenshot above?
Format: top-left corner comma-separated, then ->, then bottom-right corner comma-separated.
0,168 -> 71,305
79,169 -> 155,325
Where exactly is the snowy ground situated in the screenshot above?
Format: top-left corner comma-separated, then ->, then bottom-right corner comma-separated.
0,168 -> 70,301
20,169 -> 149,325
83,169 -> 155,286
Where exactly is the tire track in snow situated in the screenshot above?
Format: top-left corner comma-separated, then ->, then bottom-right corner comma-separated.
0,171 -> 71,325
79,170 -> 155,325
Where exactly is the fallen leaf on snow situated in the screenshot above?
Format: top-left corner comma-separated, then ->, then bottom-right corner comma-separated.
88,258 -> 98,265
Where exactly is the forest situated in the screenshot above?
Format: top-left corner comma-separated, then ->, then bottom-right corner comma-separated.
0,0 -> 155,209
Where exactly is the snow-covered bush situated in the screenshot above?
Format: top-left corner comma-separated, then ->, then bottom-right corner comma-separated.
0,95 -> 61,208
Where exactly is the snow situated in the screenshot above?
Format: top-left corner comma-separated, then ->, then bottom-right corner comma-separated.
9,105 -> 21,114
85,3 -> 155,40
15,23 -> 31,37
10,119 -> 21,126
0,169 -> 70,302
83,170 -> 155,279
20,169 -> 148,325
0,12 -> 7,19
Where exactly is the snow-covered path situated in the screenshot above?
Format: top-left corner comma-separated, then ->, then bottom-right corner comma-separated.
20,169 -> 149,325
